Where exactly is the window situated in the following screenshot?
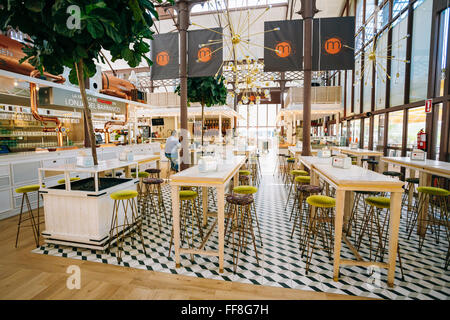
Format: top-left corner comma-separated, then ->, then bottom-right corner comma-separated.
390,11 -> 408,107
248,104 -> 257,127
238,104 -> 247,127
363,117 -> 370,148
410,0 -> 433,102
406,106 -> 426,149
365,17 -> 375,44
435,8 -> 449,97
375,30 -> 388,110
356,0 -> 364,31
346,70 -> 353,115
435,104 -> 443,160
267,104 -> 277,127
393,0 -> 409,19
354,54 -> 362,113
191,0 -> 287,13
377,2 -> 390,31
365,0 -> 376,20
363,47 -> 373,113
257,104 -> 267,127
387,110 -> 403,149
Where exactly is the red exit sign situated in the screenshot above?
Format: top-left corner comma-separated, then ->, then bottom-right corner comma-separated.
425,99 -> 432,113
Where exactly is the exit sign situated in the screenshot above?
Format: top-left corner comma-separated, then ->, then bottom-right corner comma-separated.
425,99 -> 432,113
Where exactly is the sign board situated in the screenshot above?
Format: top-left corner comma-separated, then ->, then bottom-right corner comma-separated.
188,28 -> 223,77
150,33 -> 180,80
38,87 -> 126,114
425,99 -> 432,113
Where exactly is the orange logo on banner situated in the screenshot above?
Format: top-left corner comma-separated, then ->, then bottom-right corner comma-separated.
275,42 -> 292,58
197,47 -> 212,63
156,51 -> 170,66
324,38 -> 342,55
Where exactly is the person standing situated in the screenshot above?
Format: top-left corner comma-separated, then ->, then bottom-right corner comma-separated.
165,130 -> 181,172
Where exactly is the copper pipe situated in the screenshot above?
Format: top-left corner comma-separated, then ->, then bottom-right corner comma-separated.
104,96 -> 130,144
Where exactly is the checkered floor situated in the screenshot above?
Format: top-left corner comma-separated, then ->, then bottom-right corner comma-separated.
33,153 -> 450,300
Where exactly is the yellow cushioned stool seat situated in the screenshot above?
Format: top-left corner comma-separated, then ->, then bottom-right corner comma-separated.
417,186 -> 450,197
352,161 -> 357,165
179,190 -> 198,200
239,170 -> 251,176
110,190 -> 138,200
306,195 -> 336,208
291,170 -> 308,176
365,196 -> 390,209
233,185 -> 258,195
57,177 -> 80,184
15,185 -> 40,193
132,172 -> 150,179
295,175 -> 311,183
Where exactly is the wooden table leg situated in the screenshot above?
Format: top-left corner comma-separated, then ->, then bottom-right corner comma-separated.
417,171 -> 431,236
217,185 -> 225,273
387,190 -> 402,287
333,189 -> 346,282
356,156 -> 362,167
171,184 -> 181,268
343,191 -> 354,234
202,187 -> 209,227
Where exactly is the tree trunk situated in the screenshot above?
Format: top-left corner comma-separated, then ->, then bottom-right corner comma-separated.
201,102 -> 205,155
75,61 -> 98,165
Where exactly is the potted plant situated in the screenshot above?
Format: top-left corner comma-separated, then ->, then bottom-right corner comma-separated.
175,76 -> 228,150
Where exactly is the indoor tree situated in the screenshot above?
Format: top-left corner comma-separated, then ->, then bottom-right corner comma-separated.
0,0 -> 171,165
175,76 -> 228,148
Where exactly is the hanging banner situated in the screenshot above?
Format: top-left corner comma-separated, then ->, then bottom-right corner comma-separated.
188,28 -> 223,77
150,33 -> 179,80
264,20 -> 303,72
312,17 -> 355,71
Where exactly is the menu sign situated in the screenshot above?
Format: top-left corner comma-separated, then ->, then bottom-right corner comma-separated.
39,87 -> 126,114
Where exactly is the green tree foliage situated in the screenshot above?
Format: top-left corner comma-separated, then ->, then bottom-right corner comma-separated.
175,76 -> 228,147
175,76 -> 228,107
0,0 -> 171,164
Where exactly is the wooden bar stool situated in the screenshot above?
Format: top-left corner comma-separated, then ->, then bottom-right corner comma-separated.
15,184 -> 43,248
302,195 -> 336,274
407,186 -> 449,252
225,193 -> 259,273
239,170 -> 252,185
346,191 -> 379,238
357,196 -> 405,280
169,190 -> 204,261
290,185 -> 323,250
142,177 -> 167,232
145,168 -> 161,179
233,185 -> 262,247
285,170 -> 308,211
107,190 -> 147,264
403,177 -> 420,231
284,157 -> 296,184
288,175 -> 311,221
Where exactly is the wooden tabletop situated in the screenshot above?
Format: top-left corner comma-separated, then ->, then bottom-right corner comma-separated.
332,146 -> 383,156
299,156 -> 332,169
170,156 -> 246,185
381,156 -> 450,179
134,154 -> 160,163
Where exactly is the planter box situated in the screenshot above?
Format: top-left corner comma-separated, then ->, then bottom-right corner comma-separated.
41,177 -> 138,250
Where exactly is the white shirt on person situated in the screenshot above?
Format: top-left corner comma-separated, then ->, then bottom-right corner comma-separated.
165,136 -> 180,155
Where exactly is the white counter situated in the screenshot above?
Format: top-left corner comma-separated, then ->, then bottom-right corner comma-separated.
0,143 -> 160,220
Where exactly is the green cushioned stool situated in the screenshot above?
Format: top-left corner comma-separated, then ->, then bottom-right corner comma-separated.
291,170 -> 308,176
383,171 -> 402,178
15,184 -> 43,248
306,195 -> 336,208
110,190 -> 138,200
239,170 -> 251,176
233,185 -> 258,195
295,176 -> 311,184
303,194 -> 336,273
286,157 -> 295,163
15,185 -> 40,193
179,190 -> 198,200
417,186 -> 449,197
108,189 -> 145,263
357,195 -> 405,279
131,172 -> 150,179
365,196 -> 390,209
57,177 -> 80,184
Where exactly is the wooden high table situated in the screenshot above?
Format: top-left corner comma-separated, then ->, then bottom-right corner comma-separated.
381,156 -> 450,236
331,147 -> 384,173
170,156 -> 246,272
299,156 -> 405,287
